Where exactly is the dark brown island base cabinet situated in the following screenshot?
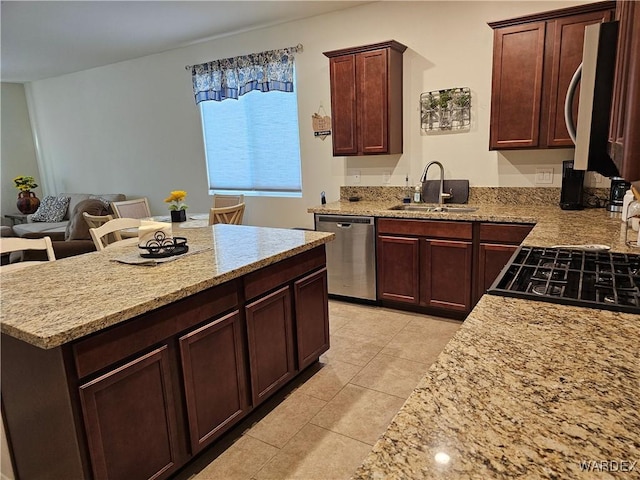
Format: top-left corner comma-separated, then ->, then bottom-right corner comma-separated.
609,0 -> 640,182
323,41 -> 406,156
1,247 -> 329,480
377,219 -> 533,318
489,1 -> 615,150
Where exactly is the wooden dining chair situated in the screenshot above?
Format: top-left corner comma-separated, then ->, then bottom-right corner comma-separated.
209,203 -> 245,225
212,194 -> 244,208
89,218 -> 142,251
83,212 -> 114,229
0,237 -> 56,272
111,198 -> 151,219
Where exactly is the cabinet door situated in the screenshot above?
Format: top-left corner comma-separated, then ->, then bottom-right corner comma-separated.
79,346 -> 180,480
608,0 -> 631,164
422,239 -> 473,312
245,286 -> 295,406
476,243 -> 518,304
357,48 -> 388,154
377,235 -> 420,304
490,22 -> 546,149
544,10 -> 614,147
294,268 -> 330,370
179,310 -> 249,453
329,55 -> 358,156
609,0 -> 640,181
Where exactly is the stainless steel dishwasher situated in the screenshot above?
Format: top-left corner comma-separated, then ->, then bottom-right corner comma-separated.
314,215 -> 376,300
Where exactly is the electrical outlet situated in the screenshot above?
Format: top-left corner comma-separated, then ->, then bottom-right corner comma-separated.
352,170 -> 361,184
383,171 -> 391,184
535,167 -> 554,185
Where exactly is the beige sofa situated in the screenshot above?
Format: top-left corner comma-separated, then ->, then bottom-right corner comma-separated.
9,193 -> 126,260
12,193 -> 126,238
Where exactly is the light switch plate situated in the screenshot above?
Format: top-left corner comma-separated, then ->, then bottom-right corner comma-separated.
535,167 -> 553,185
352,170 -> 361,184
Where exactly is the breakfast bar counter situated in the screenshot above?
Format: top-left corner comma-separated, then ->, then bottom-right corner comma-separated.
1,224 -> 333,349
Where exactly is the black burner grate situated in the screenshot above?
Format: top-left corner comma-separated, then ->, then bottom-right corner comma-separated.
487,246 -> 640,314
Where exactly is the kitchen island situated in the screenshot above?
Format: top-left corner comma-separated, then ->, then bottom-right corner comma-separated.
1,224 -> 334,480
309,197 -> 639,479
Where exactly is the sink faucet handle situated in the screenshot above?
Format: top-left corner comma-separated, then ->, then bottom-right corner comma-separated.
441,189 -> 453,201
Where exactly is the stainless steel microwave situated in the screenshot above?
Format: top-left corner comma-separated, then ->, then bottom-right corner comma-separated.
565,21 -> 619,178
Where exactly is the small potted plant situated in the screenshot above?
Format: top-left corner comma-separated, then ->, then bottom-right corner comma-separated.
14,175 -> 41,214
164,190 -> 188,222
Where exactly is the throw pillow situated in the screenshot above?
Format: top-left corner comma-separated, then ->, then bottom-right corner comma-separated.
65,199 -> 109,241
30,196 -> 70,222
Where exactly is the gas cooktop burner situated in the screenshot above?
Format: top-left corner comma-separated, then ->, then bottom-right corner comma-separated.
488,246 -> 640,314
531,283 -> 564,296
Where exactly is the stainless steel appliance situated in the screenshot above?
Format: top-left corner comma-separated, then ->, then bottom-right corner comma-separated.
608,176 -> 631,212
565,21 -> 619,177
488,246 -> 640,314
315,215 -> 376,300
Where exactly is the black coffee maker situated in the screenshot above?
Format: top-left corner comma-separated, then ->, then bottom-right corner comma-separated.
608,177 -> 630,212
560,160 -> 585,210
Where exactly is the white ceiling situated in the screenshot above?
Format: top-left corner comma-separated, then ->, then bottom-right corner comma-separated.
1,1 -> 368,83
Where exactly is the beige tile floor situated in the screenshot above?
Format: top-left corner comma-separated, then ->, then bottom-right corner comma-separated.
174,300 -> 461,480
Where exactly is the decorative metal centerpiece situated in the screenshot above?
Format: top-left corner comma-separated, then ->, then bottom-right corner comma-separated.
138,231 -> 189,258
420,87 -> 471,131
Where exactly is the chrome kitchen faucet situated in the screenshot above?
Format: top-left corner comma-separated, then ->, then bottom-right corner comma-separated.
420,161 -> 452,205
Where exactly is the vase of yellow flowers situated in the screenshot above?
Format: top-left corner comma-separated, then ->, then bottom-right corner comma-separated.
165,190 -> 188,222
14,175 -> 40,214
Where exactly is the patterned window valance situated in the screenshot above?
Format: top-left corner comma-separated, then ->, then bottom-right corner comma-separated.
190,45 -> 301,104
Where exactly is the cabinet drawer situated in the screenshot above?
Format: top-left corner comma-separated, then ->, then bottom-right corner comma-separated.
244,246 -> 326,300
378,218 -> 472,240
73,281 -> 239,379
479,223 -> 533,244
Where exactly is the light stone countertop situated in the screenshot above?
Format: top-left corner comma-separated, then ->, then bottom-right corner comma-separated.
0,224 -> 334,349
309,200 -> 639,253
307,200 -> 640,478
353,295 -> 639,479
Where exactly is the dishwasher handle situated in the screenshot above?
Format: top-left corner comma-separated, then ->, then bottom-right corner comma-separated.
316,215 -> 374,225
336,223 -> 353,228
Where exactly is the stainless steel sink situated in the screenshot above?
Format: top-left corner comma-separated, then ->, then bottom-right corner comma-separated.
390,205 -> 478,213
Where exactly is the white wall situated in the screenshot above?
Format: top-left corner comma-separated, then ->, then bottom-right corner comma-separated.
25,1 -> 592,229
1,83 -> 41,225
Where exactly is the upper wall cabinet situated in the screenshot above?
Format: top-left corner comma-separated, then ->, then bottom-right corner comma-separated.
323,41 -> 406,156
488,1 -> 615,150
608,0 -> 640,182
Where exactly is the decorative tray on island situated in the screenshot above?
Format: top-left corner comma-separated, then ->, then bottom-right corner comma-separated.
138,236 -> 189,258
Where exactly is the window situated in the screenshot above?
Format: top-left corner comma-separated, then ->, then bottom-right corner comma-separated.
199,78 -> 302,198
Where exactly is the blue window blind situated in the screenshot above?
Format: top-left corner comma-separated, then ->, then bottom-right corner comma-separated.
199,84 -> 302,198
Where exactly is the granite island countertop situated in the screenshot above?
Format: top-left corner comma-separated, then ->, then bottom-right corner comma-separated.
0,224 -> 334,349
307,199 -> 640,478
